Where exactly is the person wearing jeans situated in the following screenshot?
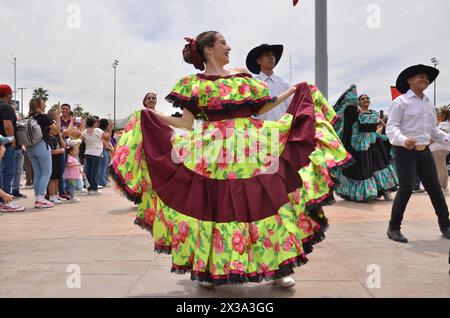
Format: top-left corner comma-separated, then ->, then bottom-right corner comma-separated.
0,84 -> 25,212
386,64 -> 450,242
27,140 -> 52,205
97,119 -> 113,188
84,154 -> 101,192
11,147 -> 28,198
1,146 -> 17,196
23,151 -> 34,188
82,117 -> 109,194
98,147 -> 109,187
26,98 -> 61,209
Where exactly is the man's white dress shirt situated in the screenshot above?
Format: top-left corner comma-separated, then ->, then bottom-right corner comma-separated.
386,89 -> 449,147
256,72 -> 292,121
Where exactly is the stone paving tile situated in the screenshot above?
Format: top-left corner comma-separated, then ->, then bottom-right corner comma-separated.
1,184 -> 449,298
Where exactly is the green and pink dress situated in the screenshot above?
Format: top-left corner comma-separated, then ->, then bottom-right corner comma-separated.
110,73 -> 352,285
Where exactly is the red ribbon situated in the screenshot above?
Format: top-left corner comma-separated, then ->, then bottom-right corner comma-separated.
183,37 -> 205,71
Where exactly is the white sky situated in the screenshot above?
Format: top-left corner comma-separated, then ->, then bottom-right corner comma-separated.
1,0 -> 449,120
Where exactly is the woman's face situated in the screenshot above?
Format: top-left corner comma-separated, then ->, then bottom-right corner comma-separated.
144,94 -> 157,110
359,95 -> 370,109
205,33 -> 231,66
71,147 -> 79,157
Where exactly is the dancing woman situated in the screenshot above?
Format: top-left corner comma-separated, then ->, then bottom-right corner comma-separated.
110,31 -> 351,288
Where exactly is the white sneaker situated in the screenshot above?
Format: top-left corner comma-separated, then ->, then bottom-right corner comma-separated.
68,197 -> 80,203
276,276 -> 295,288
98,185 -> 104,189
21,184 -> 34,190
1,201 -> 26,213
49,198 -> 63,204
88,190 -> 103,195
35,200 -> 55,209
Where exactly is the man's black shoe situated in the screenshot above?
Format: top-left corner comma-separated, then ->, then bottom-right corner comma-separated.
11,191 -> 27,199
387,227 -> 408,243
440,227 -> 450,239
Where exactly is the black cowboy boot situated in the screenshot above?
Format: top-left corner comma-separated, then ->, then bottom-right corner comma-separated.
387,227 -> 408,243
440,226 -> 450,239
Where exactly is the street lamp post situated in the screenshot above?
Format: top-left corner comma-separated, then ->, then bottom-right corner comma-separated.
12,54 -> 17,105
431,57 -> 439,107
315,0 -> 328,99
112,60 -> 119,129
17,88 -> 27,116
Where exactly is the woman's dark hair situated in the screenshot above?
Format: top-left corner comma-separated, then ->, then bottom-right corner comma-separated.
86,116 -> 96,128
358,94 -> 369,101
29,98 -> 43,115
183,31 -> 218,69
66,145 -> 76,155
99,118 -> 109,131
61,103 -> 71,110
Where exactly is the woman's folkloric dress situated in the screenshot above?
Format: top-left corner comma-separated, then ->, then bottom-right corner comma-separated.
110,73 -> 351,285
333,85 -> 398,202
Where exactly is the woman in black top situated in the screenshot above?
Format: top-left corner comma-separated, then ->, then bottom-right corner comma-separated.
26,98 -> 60,209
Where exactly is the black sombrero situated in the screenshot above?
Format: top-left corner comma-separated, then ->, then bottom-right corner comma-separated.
396,64 -> 439,94
246,44 -> 284,74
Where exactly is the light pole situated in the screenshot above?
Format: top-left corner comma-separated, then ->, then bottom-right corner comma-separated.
431,57 -> 439,107
17,88 -> 27,116
11,54 -> 17,105
315,0 -> 328,99
112,60 -> 119,129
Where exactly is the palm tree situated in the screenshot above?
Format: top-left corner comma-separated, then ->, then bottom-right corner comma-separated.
33,88 -> 49,102
73,105 -> 85,117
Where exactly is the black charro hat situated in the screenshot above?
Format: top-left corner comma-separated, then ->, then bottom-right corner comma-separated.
246,44 -> 284,74
395,64 -> 439,94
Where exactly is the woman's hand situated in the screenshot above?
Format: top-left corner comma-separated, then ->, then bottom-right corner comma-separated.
0,145 -> 5,159
0,191 -> 13,203
290,85 -> 297,95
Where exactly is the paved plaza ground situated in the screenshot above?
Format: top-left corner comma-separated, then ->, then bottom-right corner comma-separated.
0,185 -> 449,298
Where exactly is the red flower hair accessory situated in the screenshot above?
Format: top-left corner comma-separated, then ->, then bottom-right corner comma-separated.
183,37 -> 205,71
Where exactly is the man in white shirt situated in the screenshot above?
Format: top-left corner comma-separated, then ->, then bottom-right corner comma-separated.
386,64 -> 450,242
245,45 -> 296,288
246,44 -> 292,121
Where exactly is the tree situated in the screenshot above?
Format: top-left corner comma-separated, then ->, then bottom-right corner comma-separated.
50,104 -> 60,112
32,88 -> 49,102
73,105 -> 85,117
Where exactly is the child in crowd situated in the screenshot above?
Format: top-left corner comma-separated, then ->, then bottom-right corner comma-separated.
64,146 -> 82,202
48,130 -> 66,204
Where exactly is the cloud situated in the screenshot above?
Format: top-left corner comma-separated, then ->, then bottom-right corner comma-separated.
0,0 -> 449,120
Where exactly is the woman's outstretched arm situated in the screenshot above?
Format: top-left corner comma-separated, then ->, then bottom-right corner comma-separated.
258,86 -> 296,115
150,108 -> 195,130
